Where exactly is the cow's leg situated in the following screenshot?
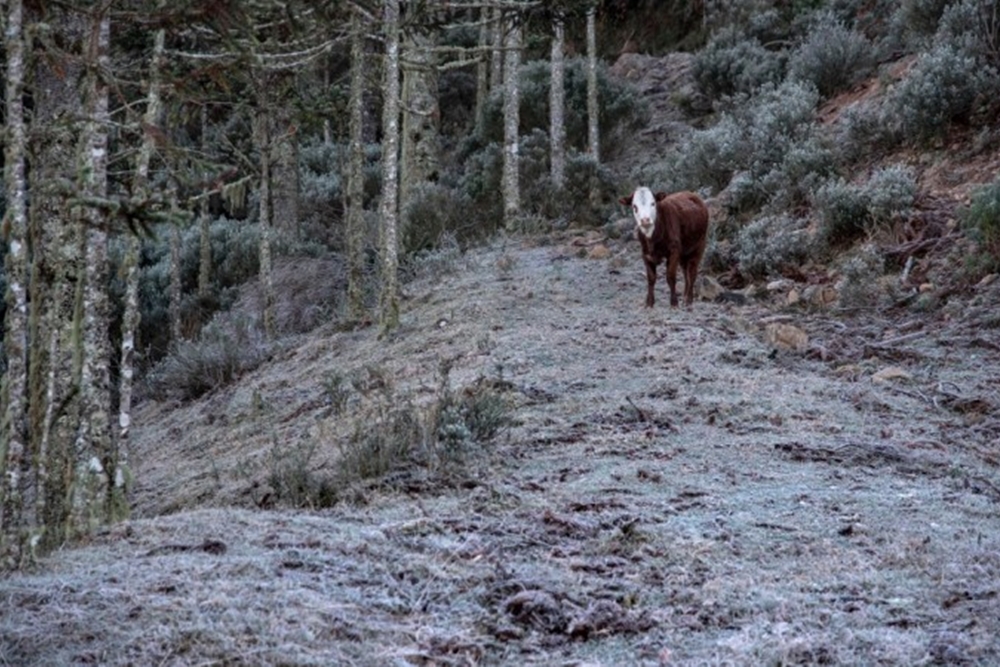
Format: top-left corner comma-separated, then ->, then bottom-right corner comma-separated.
684,259 -> 697,307
684,247 -> 705,308
666,251 -> 680,308
645,260 -> 657,308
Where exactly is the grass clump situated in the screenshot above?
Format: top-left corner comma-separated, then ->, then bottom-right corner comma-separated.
145,313 -> 272,401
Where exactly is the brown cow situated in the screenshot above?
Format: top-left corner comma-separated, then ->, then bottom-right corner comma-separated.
619,186 -> 709,308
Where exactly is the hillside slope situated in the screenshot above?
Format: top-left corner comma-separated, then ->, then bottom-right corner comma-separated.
3,56 -> 1000,666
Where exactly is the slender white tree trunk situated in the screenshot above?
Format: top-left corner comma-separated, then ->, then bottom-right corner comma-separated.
502,15 -> 522,229
490,6 -> 504,91
379,0 -> 402,333
2,0 -> 32,569
586,5 -> 600,162
255,107 -> 277,340
198,104 -> 213,301
475,8 -> 491,136
549,13 -> 567,190
119,21 -> 166,516
586,5 -> 602,208
346,8 -> 368,322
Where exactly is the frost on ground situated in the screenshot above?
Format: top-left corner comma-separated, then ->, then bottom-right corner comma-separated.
2,237 -> 999,666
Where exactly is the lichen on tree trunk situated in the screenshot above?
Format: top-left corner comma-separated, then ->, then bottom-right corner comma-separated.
502,15 -> 522,230
379,0 -> 402,334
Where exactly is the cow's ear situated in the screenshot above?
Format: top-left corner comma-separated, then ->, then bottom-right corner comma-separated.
654,191 -> 669,202
618,195 -> 632,206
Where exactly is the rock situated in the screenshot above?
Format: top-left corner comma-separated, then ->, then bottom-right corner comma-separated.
786,288 -> 801,306
802,284 -> 838,307
765,322 -> 809,352
872,366 -> 912,383
919,282 -> 935,293
767,279 -> 792,292
588,244 -> 611,260
696,275 -> 724,301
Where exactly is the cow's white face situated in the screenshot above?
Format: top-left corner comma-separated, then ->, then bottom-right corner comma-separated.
629,186 -> 657,239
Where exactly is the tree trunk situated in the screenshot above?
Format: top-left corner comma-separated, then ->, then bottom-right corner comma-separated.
346,8 -> 369,322
400,25 -> 441,251
379,0 -> 402,334
475,8 -> 491,137
490,6 -> 504,91
254,107 -> 277,340
550,12 -> 567,191
586,5 -> 600,163
198,104 -> 213,301
270,86 -> 300,241
502,14 -> 522,229
169,224 -> 183,342
119,20 -> 167,518
2,0 -> 32,570
75,4 -> 114,528
27,3 -> 87,552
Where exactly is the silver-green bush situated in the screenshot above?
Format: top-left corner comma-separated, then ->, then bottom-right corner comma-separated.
693,27 -> 787,100
813,164 -> 917,245
886,43 -> 996,144
788,11 -> 874,98
735,213 -> 813,278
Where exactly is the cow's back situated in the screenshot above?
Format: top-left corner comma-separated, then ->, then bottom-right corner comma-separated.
658,192 -> 709,252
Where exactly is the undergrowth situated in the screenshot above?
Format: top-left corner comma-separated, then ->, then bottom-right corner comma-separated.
266,360 -> 513,508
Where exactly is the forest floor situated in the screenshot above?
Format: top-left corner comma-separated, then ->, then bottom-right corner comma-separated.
2,230 -> 1000,666
4,53 -> 1000,666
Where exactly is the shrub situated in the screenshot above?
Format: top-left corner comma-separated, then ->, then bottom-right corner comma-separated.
299,139 -> 381,251
812,164 -> 917,245
813,177 -> 870,245
837,242 -> 887,310
458,142 -> 503,223
693,27 -> 787,100
886,43 -> 995,144
788,11 -> 874,98
961,178 -> 1000,270
144,311 -> 273,401
895,0 -> 954,41
865,164 -> 918,229
735,213 -> 813,278
835,103 -> 902,163
760,135 -> 836,212
938,0 -> 1000,67
670,80 -> 821,207
267,440 -> 338,509
402,182 -> 480,253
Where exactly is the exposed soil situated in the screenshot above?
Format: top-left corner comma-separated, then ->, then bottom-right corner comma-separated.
3,54 -> 1000,667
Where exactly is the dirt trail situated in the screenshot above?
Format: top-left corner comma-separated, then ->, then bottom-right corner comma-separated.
3,235 -> 999,666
